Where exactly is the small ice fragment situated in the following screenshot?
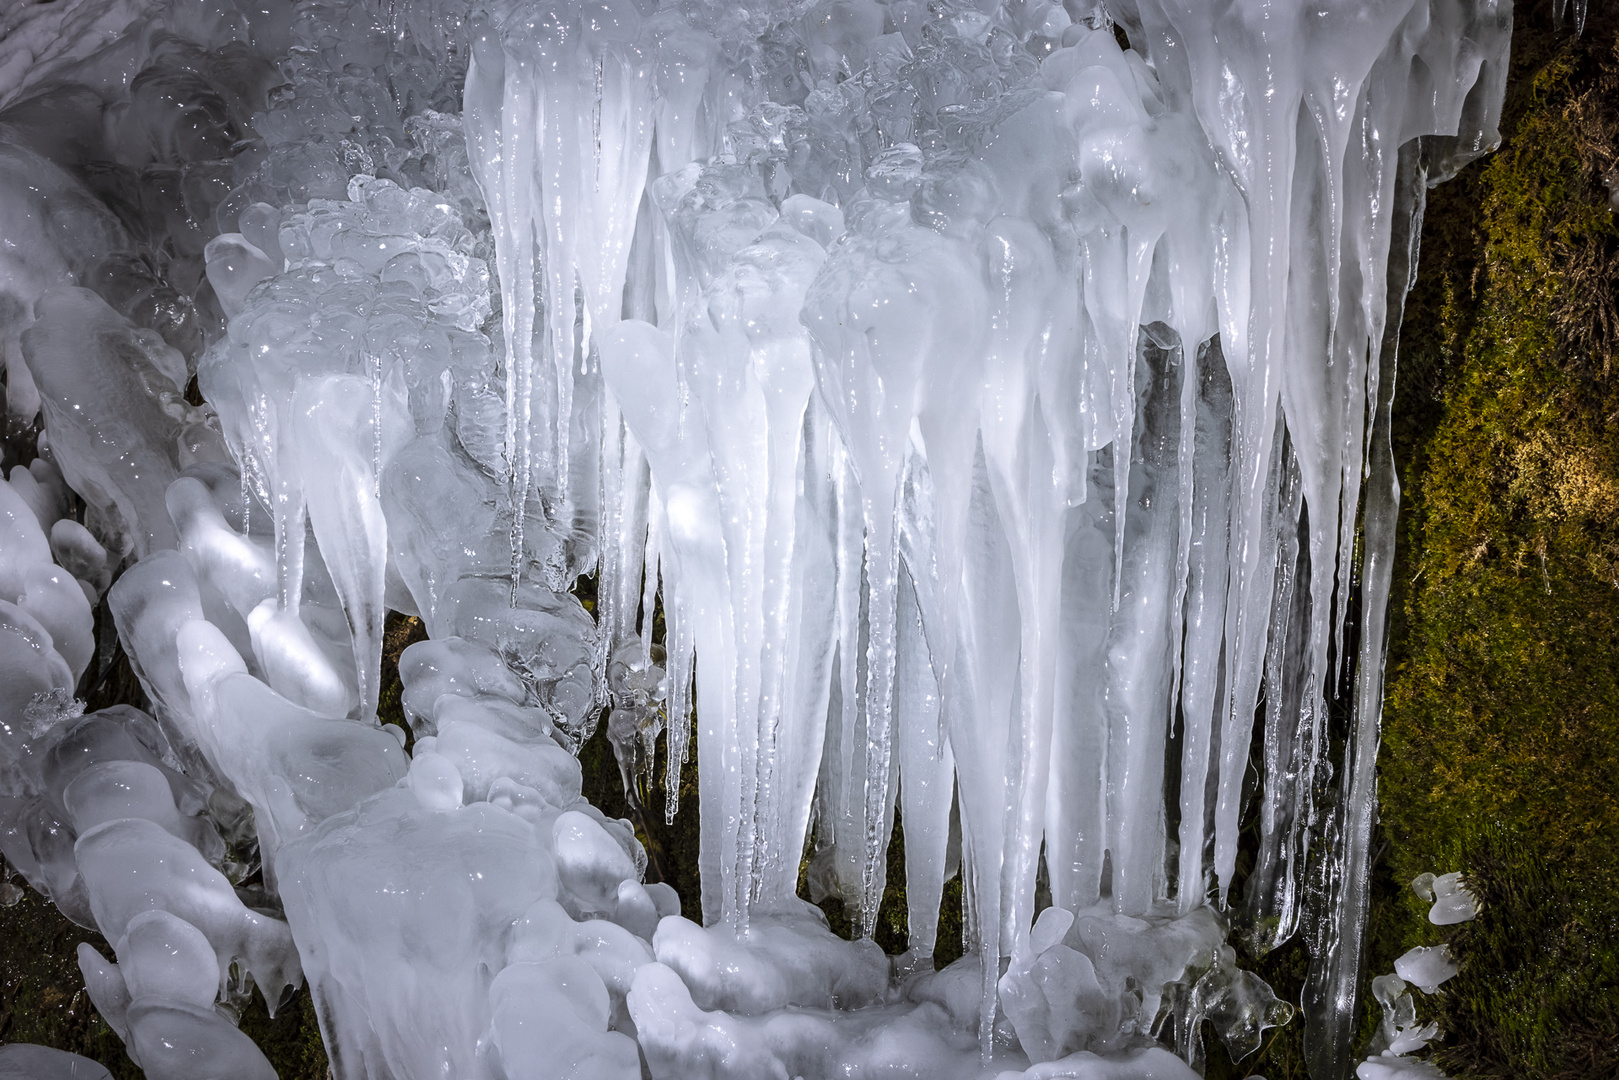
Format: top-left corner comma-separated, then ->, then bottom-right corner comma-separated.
1411,872 -> 1437,902
1369,969 -> 1441,1058
1387,1020 -> 1440,1056
1357,1053 -> 1449,1079
1394,945 -> 1458,993
1371,973 -> 1409,1014
1428,872 -> 1480,925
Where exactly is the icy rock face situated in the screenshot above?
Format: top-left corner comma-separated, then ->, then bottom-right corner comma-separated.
0,0 -> 1513,1077
273,651 -> 653,1080
484,0 -> 1504,1072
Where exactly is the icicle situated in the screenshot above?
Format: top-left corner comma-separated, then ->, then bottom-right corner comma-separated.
1103,322 -> 1184,914
894,463 -> 954,962
1176,338 -> 1234,912
1047,447 -> 1114,914
1245,437 -> 1307,943
1302,135 -> 1424,1080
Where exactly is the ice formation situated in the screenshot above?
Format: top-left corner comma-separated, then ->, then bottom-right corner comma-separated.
0,0 -> 1511,1077
1411,870 -> 1481,925
1352,872 -> 1477,1076
0,1043 -> 115,1080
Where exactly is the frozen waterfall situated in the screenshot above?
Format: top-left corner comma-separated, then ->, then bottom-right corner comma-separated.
0,0 -> 1510,1078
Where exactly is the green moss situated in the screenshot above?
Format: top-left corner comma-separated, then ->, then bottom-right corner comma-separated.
235,985 -> 330,1080
1429,830 -> 1619,1079
377,610 -> 428,748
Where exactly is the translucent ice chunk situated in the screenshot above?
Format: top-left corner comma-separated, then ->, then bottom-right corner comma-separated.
203,233 -> 278,318
1368,970 -> 1440,1057
41,706 -> 206,823
398,635 -> 528,731
49,518 -> 111,599
406,751 -> 463,811
22,287 -> 195,556
62,760 -> 223,862
1357,1054 -> 1449,1080
1427,873 -> 1480,925
650,908 -> 887,1015
1000,941 -> 1115,1060
277,794 -> 565,1080
436,720 -> 581,808
1394,945 -> 1458,994
123,1000 -> 279,1080
7,461 -> 68,532
192,663 -> 408,857
0,1043 -> 114,1080
74,817 -> 300,1006
117,908 -> 221,1010
506,897 -> 656,1030
485,958 -> 642,1080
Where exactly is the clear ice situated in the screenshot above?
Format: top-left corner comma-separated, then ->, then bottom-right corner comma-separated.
0,0 -> 1510,1077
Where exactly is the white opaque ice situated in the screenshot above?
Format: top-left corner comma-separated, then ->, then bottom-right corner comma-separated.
1358,1054 -> 1449,1080
117,908 -> 221,1010
0,1043 -> 114,1080
486,957 -> 642,1080
74,816 -> 301,1006
1428,873 -> 1480,925
203,233 -> 278,318
1394,945 -> 1458,994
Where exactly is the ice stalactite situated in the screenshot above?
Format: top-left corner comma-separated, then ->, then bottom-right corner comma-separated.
0,0 -> 1512,1077
463,0 -> 655,601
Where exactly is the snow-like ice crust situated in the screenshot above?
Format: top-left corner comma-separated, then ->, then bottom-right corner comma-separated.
0,0 -> 1509,1077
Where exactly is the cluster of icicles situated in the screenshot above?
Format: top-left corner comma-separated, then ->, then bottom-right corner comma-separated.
0,0 -> 1510,1077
